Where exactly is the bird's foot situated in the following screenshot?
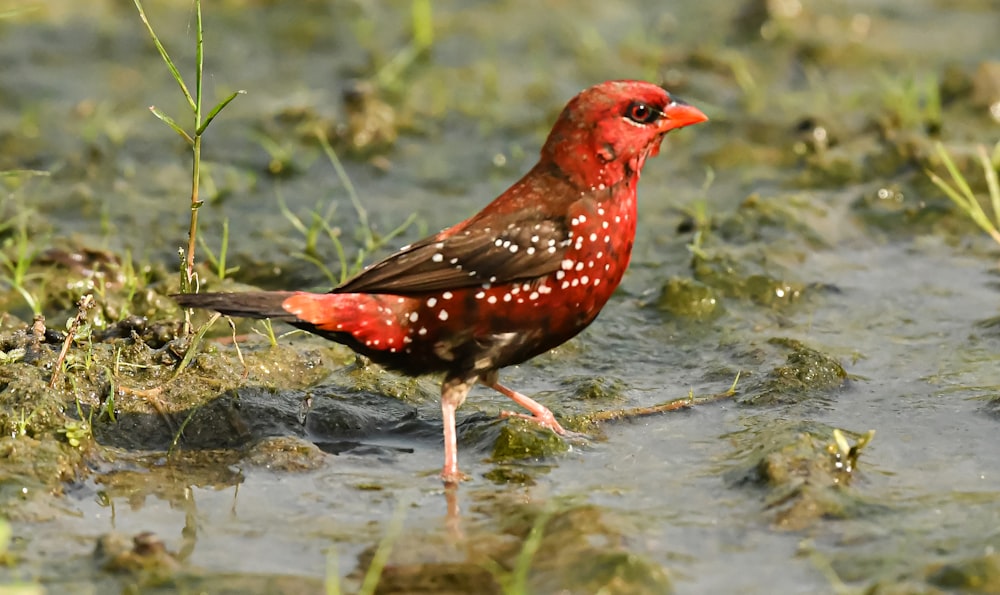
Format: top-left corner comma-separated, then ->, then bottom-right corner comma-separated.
500,408 -> 565,433
499,409 -> 586,439
440,466 -> 470,485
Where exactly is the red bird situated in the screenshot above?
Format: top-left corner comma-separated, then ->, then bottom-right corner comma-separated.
174,80 -> 708,483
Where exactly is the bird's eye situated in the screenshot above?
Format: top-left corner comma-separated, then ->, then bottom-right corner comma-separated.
625,101 -> 660,124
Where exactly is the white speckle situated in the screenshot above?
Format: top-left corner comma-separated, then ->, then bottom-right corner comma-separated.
403,336 -> 413,344
548,239 -> 556,246
419,327 -> 428,335
397,297 -> 404,303
390,348 -> 397,353
615,216 -> 621,223
605,263 -> 611,271
373,339 -> 380,346
517,298 -> 524,303
602,221 -> 609,229
442,291 -> 453,300
475,291 -> 486,299
336,323 -> 344,330
589,232 -> 598,242
427,297 -> 437,307
575,238 -> 584,249
481,282 -> 492,289
511,286 -> 520,295
388,338 -> 394,344
533,223 -> 541,230
578,215 -> 587,223
561,281 -> 570,289
588,261 -> 595,268
571,279 -> 579,287
432,253 -> 444,262
438,310 -> 449,321
596,251 -> 603,259
469,271 -> 477,276
365,340 -> 372,346
509,244 -> 518,253
597,207 -> 606,215
487,295 -> 498,304
489,276 -> 497,283
435,242 -> 445,249
502,240 -> 511,248
450,257 -> 459,264
539,285 -> 552,294
503,293 -> 512,302
530,235 -> 539,243
594,279 -> 601,287
527,247 -> 536,255
571,217 -> 579,226
529,291 -> 539,300
597,183 -> 606,191
409,312 -> 419,322
581,275 -> 589,285
522,283 -> 531,291
575,262 -> 584,271
547,246 -> 557,254
494,239 -> 504,247
561,259 -> 574,270
556,270 -> 566,280
604,235 -> 611,243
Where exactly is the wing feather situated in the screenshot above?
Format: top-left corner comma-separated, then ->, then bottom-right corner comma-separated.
333,216 -> 571,295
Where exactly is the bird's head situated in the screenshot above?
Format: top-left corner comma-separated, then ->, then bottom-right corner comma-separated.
541,80 -> 708,191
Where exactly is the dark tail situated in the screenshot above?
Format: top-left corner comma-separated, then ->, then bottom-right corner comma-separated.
172,291 -> 297,320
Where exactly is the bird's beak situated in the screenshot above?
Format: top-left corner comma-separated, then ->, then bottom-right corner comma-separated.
659,98 -> 709,131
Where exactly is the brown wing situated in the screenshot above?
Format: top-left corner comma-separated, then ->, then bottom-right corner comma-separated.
333,216 -> 571,295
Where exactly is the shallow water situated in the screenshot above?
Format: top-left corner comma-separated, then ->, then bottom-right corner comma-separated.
2,0 -> 1000,592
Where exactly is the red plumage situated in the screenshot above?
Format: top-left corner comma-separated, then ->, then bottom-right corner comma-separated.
174,80 -> 708,482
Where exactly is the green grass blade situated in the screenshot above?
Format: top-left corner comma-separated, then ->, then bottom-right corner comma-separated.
150,106 -> 194,145
935,142 -> 977,206
411,0 -> 434,51
132,0 -> 196,111
507,509 -> 551,594
979,145 -> 1000,227
358,503 -> 406,595
170,312 -> 221,383
195,0 -> 203,126
316,129 -> 374,250
197,90 -> 246,136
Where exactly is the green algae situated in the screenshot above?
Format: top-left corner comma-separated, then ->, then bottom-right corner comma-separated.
655,277 -> 722,320
738,338 -> 847,406
927,553 -> 1000,593
723,421 -> 877,531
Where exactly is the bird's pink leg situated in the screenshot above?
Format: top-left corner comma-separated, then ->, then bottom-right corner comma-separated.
488,381 -> 567,435
440,376 -> 474,483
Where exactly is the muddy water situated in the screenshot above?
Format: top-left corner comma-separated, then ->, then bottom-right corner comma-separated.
2,0 -> 1000,593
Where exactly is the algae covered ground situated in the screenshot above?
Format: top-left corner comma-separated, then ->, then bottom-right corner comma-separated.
2,0 -> 1000,593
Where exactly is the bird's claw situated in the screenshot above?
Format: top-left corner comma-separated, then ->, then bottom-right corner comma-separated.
499,409 -> 588,441
440,467 -> 471,484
